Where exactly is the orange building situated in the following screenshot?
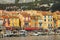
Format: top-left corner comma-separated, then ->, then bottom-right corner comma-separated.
0,10 -> 60,30
53,11 -> 60,28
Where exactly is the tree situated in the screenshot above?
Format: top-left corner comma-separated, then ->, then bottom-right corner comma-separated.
15,0 -> 19,4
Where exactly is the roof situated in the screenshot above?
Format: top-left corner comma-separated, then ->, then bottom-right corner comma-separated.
1,16 -> 19,18
41,11 -> 52,16
55,11 -> 60,15
20,12 -> 30,17
2,16 -> 8,18
9,16 -> 19,18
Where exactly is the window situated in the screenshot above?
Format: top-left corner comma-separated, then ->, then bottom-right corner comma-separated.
0,20 -> 3,26
44,16 -> 46,21
24,17 -> 29,21
48,19 -> 52,22
25,22 -> 29,27
48,16 -> 52,18
26,17 -> 28,21
37,16 -> 41,19
48,24 -> 52,27
39,23 -> 42,27
28,17 -> 30,20
48,24 -> 52,29
38,20 -> 42,22
44,16 -> 46,19
44,19 -> 46,21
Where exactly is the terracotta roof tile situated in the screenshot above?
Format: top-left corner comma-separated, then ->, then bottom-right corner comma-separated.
9,16 -> 19,18
55,11 -> 60,15
2,16 -> 8,18
40,11 -> 48,16
21,12 -> 30,17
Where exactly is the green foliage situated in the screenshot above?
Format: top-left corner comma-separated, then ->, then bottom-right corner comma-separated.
15,0 -> 19,4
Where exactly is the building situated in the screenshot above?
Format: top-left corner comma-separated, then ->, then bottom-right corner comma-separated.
0,10 -> 60,30
53,11 -> 60,28
41,11 -> 54,29
21,10 -> 54,30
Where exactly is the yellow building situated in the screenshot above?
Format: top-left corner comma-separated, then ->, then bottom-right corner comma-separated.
42,11 -> 54,29
21,10 -> 54,30
9,17 -> 20,27
57,20 -> 60,28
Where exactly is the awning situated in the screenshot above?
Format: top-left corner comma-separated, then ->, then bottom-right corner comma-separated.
24,27 -> 40,31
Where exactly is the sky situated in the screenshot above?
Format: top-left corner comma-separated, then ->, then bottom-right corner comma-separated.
0,0 -> 15,4
18,0 -> 35,3
0,0 -> 35,4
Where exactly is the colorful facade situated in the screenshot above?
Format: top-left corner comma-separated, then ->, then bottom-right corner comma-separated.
22,11 -> 54,29
53,11 -> 60,28
0,10 -> 60,30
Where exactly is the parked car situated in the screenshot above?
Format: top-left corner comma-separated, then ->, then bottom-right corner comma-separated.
56,27 -> 60,33
48,31 -> 55,35
0,26 -> 6,38
30,30 -> 40,36
12,30 -> 19,37
0,31 -> 4,38
19,30 -> 28,36
3,30 -> 13,37
43,29 -> 48,32
30,32 -> 39,36
41,29 -> 49,35
53,28 -> 60,35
